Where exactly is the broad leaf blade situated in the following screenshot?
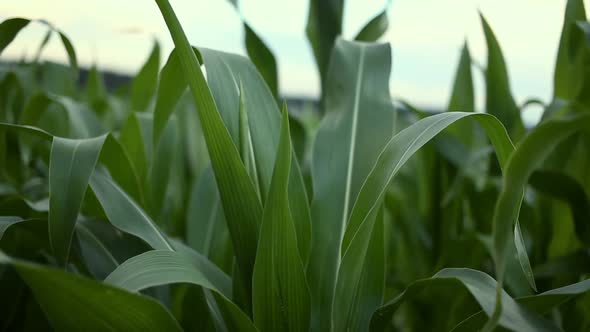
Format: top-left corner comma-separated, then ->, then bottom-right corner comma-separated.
252,108 -> 310,331
0,251 -> 181,331
105,249 -> 257,332
89,169 -> 173,251
308,40 -> 395,329
48,135 -> 106,264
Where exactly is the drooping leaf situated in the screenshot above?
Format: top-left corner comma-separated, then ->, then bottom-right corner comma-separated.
0,216 -> 26,240
370,268 -> 557,332
0,251 -> 181,331
0,18 -> 30,54
338,112 -> 520,332
105,249 -> 257,332
88,169 -> 174,251
486,114 -> 590,329
450,278 -> 590,331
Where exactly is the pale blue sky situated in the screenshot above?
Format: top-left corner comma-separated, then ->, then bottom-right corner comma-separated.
2,0 -> 589,116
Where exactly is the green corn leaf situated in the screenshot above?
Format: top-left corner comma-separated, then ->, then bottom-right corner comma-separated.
487,114 -> 590,329
75,222 -> 119,280
20,93 -> 104,139
57,31 -> 78,79
332,205 -> 384,331
153,48 -> 186,144
0,18 -> 78,78
448,42 -> 474,113
369,268 -> 557,332
147,115 -> 179,220
32,28 -> 52,64
354,0 -> 390,42
0,216 -> 27,240
89,169 -> 174,251
450,278 -> 590,331
198,48 -> 311,262
339,112 -> 520,331
0,251 -> 181,331
105,249 -> 257,332
529,170 -> 590,245
186,166 -> 225,255
480,14 -> 524,139
120,113 -> 149,181
105,249 -> 231,298
252,107 -> 310,331
554,0 -> 587,100
244,24 -> 278,98
151,44 -> 311,265
578,21 -> 590,48
0,122 -> 53,140
306,0 -> 344,99
307,39 -> 395,330
99,134 -> 144,207
131,42 -> 160,112
0,18 -> 30,54
48,135 -> 107,264
155,2 -> 262,293
155,0 -> 307,308
226,0 -> 279,98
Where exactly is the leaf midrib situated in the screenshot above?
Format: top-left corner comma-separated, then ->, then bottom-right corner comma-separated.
341,46 -> 366,232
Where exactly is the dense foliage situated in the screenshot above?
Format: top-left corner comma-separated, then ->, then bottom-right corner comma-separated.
1,0 -> 590,331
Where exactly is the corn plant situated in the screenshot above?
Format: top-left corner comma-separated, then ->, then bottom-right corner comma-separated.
1,0 -> 590,331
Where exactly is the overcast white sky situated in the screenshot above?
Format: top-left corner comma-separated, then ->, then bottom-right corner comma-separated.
1,0 -> 589,113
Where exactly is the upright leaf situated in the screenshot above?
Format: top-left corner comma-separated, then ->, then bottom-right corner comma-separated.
307,39 -> 394,330
226,0 -> 279,98
154,0 -> 262,307
553,0 -> 587,100
480,15 -> 524,139
131,42 -> 160,112
354,1 -> 390,42
153,48 -> 186,144
252,108 -> 310,331
48,135 -> 106,264
306,0 -> 344,99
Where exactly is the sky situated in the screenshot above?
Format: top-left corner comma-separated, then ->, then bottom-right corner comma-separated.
1,0 -> 589,117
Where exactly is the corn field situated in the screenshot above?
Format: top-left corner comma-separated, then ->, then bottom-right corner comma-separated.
1,0 -> 590,331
